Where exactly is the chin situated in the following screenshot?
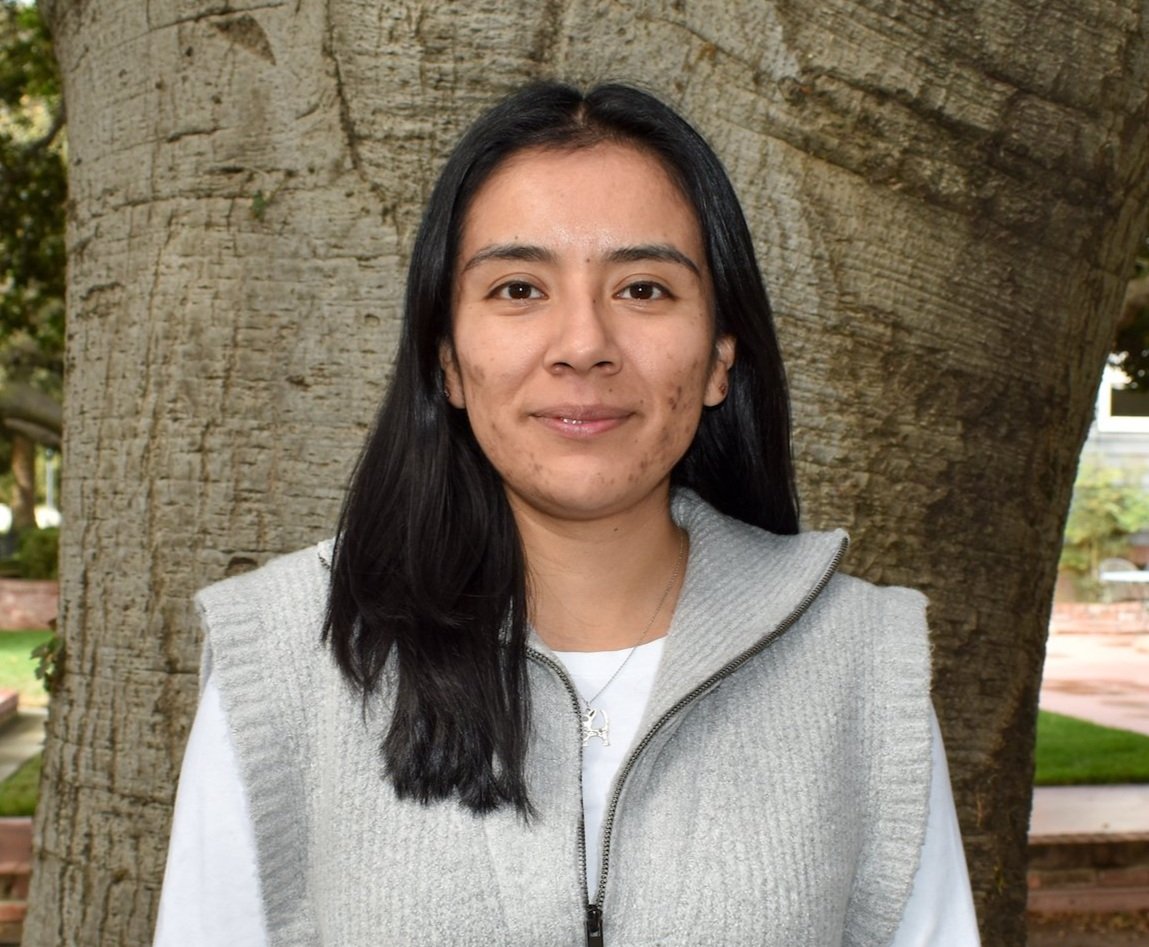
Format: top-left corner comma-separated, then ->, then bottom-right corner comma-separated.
506,475 -> 672,523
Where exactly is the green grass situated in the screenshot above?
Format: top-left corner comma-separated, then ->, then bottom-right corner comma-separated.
0,630 -> 51,708
1035,710 -> 1149,786
0,752 -> 39,816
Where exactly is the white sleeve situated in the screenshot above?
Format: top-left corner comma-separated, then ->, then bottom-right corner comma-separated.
887,708 -> 981,946
153,675 -> 269,947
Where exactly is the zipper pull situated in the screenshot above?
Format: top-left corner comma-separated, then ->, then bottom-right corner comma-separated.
585,903 -> 604,947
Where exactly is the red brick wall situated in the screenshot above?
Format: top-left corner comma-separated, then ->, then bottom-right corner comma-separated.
0,581 -> 56,631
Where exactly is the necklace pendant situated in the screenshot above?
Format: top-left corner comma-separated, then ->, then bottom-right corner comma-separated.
581,707 -> 610,747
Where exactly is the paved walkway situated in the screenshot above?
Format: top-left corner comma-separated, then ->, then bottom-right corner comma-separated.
1041,620 -> 1149,737
1033,619 -> 1149,840
0,710 -> 44,784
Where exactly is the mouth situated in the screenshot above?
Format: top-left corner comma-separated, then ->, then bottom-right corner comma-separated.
532,405 -> 632,437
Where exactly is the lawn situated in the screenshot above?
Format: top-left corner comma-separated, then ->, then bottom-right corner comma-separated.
0,752 -> 39,816
0,630 -> 51,708
0,630 -> 51,817
1034,710 -> 1149,786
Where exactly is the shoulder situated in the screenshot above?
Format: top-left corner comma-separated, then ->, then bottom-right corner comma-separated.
813,572 -> 933,726
195,540 -> 334,685
196,541 -> 333,631
821,571 -> 930,640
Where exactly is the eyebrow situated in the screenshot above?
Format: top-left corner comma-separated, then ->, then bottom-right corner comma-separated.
461,244 -> 555,272
460,242 -> 702,276
605,244 -> 701,276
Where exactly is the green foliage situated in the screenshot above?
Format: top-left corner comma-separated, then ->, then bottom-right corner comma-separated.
14,524 -> 56,578
0,0 -> 65,368
0,751 -> 39,816
30,629 -> 59,693
1059,463 -> 1149,583
0,3 -> 57,102
250,189 -> 269,220
0,526 -> 60,579
1034,711 -> 1149,786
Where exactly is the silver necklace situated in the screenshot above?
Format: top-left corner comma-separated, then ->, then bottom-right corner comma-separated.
579,529 -> 687,747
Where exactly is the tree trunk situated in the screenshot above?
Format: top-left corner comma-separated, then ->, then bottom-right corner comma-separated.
9,432 -> 36,533
27,1 -> 1149,944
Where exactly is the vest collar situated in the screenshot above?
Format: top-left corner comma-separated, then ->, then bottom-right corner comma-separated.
317,490 -> 850,718
640,489 -> 849,726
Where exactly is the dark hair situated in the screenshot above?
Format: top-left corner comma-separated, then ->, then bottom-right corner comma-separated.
325,81 -> 799,816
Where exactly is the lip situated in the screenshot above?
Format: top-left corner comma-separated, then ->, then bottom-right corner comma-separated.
531,404 -> 633,438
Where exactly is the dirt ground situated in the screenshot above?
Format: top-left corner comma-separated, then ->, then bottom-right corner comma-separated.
1027,911 -> 1149,946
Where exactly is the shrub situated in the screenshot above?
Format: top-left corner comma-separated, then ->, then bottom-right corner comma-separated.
1060,463 -> 1149,595
14,526 -> 58,580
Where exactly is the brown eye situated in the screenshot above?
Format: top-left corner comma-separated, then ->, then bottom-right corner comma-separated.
495,281 -> 541,300
619,281 -> 667,301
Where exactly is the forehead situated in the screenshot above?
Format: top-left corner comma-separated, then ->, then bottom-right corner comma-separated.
459,144 -> 702,254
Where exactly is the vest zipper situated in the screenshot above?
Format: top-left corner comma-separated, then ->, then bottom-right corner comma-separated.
530,532 -> 849,946
524,650 -> 595,941
585,903 -> 605,947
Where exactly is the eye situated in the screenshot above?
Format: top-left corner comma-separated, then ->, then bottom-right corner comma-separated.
617,281 -> 669,301
492,281 -> 543,300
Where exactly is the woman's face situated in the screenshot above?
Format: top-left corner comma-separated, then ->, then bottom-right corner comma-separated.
443,143 -> 734,524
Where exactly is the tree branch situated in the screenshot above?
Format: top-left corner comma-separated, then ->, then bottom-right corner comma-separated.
0,381 -> 62,438
3,417 -> 61,448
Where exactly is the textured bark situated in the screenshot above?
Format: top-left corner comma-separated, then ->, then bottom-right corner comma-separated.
25,1 -> 1149,944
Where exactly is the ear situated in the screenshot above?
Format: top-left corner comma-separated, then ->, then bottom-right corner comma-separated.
703,334 -> 736,407
439,342 -> 466,409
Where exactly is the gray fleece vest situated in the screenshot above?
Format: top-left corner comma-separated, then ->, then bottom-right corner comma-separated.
197,491 -> 932,946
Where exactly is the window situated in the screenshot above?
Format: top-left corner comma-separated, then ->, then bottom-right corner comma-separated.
1096,365 -> 1149,433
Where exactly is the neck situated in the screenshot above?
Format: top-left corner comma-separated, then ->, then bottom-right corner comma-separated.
513,490 -> 687,652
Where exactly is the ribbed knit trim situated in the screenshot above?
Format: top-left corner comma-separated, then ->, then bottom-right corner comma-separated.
651,490 -> 849,727
195,547 -> 329,946
845,581 -> 932,945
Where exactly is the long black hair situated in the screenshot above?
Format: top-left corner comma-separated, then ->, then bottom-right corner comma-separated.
325,81 -> 799,816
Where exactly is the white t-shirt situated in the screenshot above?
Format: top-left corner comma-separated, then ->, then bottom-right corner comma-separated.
154,644 -> 980,946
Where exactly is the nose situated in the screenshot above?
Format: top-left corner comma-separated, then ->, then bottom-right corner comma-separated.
544,291 -> 621,375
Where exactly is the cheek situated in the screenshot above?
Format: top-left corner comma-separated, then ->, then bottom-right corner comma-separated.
656,357 -> 711,449
455,355 -> 522,453
665,354 -> 710,409
454,325 -> 537,396
455,354 -> 506,419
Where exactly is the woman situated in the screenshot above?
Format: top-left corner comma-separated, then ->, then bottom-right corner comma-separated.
156,82 -> 979,945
